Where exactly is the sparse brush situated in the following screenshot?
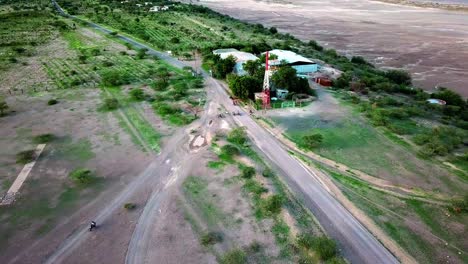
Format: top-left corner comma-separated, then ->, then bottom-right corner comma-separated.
47,99 -> 58,105
124,203 -> 136,210
16,150 -> 36,164
200,231 -> 223,246
33,133 -> 55,144
69,168 -> 96,185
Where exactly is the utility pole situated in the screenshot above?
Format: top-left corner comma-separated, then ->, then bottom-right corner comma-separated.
262,51 -> 271,112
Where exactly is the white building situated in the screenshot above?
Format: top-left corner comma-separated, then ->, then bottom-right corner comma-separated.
213,48 -> 258,76
265,49 -> 319,76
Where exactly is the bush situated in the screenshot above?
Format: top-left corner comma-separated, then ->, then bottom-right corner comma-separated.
103,98 -> 119,110
302,133 -> 323,149
313,236 -> 338,261
48,98 -> 58,105
69,168 -> 95,185
261,194 -> 283,215
227,128 -> 247,145
129,88 -> 145,101
16,150 -> 36,164
100,69 -> 132,86
124,203 -> 136,210
136,48 -> 148,59
449,194 -> 468,214
150,80 -> 169,91
220,249 -> 247,264
308,40 -> 323,51
385,69 -> 412,85
200,231 -> 223,246
262,168 -> 273,178
33,133 -> 54,144
220,144 -> 240,157
241,166 -> 255,179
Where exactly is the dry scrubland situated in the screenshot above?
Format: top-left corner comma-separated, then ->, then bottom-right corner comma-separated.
0,0 -> 467,263
1,1 -> 345,263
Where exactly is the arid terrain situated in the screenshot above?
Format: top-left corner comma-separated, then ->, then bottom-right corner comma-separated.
198,0 -> 468,96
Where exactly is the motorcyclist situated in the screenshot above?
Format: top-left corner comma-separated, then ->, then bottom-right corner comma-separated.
89,221 -> 97,231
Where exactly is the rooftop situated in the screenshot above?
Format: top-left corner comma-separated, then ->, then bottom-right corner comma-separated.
266,49 -> 316,65
213,49 -> 258,62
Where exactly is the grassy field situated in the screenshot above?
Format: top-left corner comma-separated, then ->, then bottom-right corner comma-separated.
271,106 -> 465,194
327,168 -> 468,263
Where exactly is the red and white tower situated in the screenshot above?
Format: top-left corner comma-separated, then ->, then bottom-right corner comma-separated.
262,51 -> 271,109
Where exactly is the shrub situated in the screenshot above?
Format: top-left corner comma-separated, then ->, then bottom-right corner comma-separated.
308,40 -> 323,51
220,144 -> 240,157
261,194 -> 283,215
227,128 -> 247,145
110,31 -> 118,36
33,133 -> 54,144
150,80 -> 169,91
48,99 -> 58,105
100,69 -> 132,86
69,168 -> 95,185
200,231 -> 223,246
129,88 -> 145,101
16,150 -> 36,164
449,194 -> 468,214
0,98 -> 9,116
136,48 -> 148,59
220,249 -> 247,264
385,69 -> 412,85
103,98 -> 119,110
313,236 -> 338,261
241,166 -> 255,179
262,168 -> 273,178
124,203 -> 136,210
302,133 -> 323,149
297,233 -> 315,249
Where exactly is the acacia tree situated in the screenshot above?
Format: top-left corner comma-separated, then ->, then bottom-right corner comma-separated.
228,74 -> 262,100
272,66 -> 311,94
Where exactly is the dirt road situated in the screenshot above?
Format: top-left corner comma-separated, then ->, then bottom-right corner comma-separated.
50,2 -> 399,263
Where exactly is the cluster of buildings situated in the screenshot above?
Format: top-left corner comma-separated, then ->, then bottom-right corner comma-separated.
213,48 -> 320,77
213,48 -> 328,100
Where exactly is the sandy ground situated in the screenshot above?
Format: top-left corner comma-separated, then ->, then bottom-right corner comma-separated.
197,0 -> 468,96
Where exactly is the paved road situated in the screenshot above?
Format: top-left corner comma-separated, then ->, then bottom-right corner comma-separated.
52,1 -> 399,263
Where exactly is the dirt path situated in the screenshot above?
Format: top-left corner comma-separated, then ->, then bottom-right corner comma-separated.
102,88 -> 153,153
1,144 -> 46,205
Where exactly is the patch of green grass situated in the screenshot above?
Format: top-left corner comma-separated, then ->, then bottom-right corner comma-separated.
220,248 -> 247,264
207,160 -> 225,170
15,150 -> 36,164
104,87 -> 160,151
200,231 -> 223,246
272,219 -> 292,258
272,115 -> 459,191
2,179 -> 12,190
183,176 -> 231,227
55,137 -> 95,163
69,168 -> 97,186
330,168 -> 467,263
32,133 -> 55,144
